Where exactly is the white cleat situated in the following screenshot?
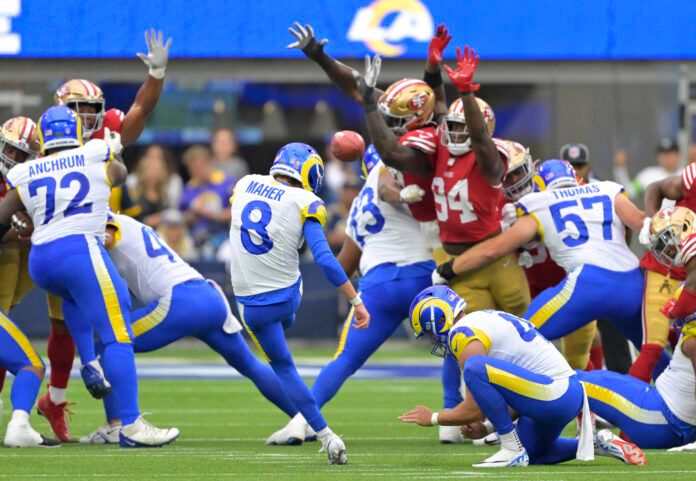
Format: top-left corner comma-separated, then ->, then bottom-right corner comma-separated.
265,413 -> 307,446
472,447 -> 529,468
321,434 -> 347,465
79,423 -> 121,444
3,419 -> 60,448
0,398 -> 3,428
439,424 -> 465,444
473,432 -> 500,446
594,429 -> 646,465
668,441 -> 696,452
119,416 -> 179,448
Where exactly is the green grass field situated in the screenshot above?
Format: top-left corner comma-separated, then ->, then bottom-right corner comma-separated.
1,344 -> 695,480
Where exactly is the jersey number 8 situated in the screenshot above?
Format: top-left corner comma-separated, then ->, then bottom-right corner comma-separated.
241,200 -> 274,255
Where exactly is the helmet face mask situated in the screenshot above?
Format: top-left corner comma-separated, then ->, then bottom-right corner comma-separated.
378,79 -> 435,137
503,142 -> 534,201
409,286 -> 467,358
67,100 -> 105,139
649,206 -> 696,267
55,79 -> 105,140
0,117 -> 39,176
651,226 -> 681,267
441,117 -> 470,156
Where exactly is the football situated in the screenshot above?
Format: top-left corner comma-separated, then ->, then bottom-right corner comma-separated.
330,130 -> 366,162
11,210 -> 34,239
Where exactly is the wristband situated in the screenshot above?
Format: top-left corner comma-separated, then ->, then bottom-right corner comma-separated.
431,412 -> 439,426
437,259 -> 456,281
148,67 -> 166,80
483,420 -> 494,435
349,294 -> 363,306
423,70 -> 443,88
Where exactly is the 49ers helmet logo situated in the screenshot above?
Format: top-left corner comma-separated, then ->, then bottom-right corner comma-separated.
408,92 -> 428,110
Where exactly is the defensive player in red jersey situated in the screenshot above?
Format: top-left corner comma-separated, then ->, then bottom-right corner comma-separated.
287,22 -> 452,248
35,28 -> 171,442
0,117 -> 40,423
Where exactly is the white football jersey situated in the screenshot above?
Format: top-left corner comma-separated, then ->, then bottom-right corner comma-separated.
655,328 -> 696,426
6,139 -> 113,244
448,310 -> 575,381
107,214 -> 202,305
516,181 -> 639,273
229,174 -> 326,297
346,161 -> 432,275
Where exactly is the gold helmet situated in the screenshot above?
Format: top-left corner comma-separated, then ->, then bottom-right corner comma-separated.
0,116 -> 39,177
440,97 -> 495,156
377,79 -> 435,136
649,206 -> 696,267
502,141 -> 534,201
54,79 -> 105,139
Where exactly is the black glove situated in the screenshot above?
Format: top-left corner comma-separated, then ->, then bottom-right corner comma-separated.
436,259 -> 456,281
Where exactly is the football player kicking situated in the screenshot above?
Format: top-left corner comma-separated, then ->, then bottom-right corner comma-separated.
0,106 -> 177,447
77,212 -> 298,443
229,143 -> 370,464
36,29 -> 172,442
266,145 -> 435,445
576,206 -> 696,450
0,116 -> 40,423
437,160 -> 669,369
400,285 -> 646,468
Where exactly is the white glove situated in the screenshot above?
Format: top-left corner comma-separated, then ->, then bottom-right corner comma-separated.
103,128 -> 123,156
400,184 -> 425,204
517,251 -> 534,268
668,441 -> 696,452
362,54 -> 382,89
431,268 -> 448,285
500,203 -> 518,231
287,22 -> 327,50
137,28 -> 172,80
638,217 -> 652,246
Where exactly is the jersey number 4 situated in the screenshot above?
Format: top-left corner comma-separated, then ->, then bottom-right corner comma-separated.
432,178 -> 477,224
28,172 -> 92,225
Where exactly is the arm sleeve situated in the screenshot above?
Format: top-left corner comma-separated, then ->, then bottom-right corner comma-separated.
303,218 -> 350,287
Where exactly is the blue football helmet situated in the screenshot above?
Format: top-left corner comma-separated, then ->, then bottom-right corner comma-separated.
533,159 -> 578,191
361,144 -> 381,178
270,142 -> 324,195
409,285 -> 468,357
38,105 -> 83,154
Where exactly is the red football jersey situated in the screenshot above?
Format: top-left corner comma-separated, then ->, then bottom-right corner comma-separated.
641,163 -> 696,280
395,127 -> 437,222
91,108 -> 125,140
430,135 -> 510,244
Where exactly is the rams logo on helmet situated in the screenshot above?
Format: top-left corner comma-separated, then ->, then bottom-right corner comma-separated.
347,0 -> 433,57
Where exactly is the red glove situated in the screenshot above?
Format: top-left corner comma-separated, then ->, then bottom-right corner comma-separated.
661,297 -> 677,319
666,287 -> 696,320
444,46 -> 481,93
427,23 -> 452,65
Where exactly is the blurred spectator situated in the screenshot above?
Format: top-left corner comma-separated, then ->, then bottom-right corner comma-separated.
211,127 -> 249,180
325,179 -> 362,252
157,209 -> 199,262
689,143 -> 696,164
560,143 -> 599,183
130,145 -> 183,227
613,137 -> 682,200
179,145 -> 235,256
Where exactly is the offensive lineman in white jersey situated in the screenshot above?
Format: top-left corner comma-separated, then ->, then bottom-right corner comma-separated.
0,105 -> 177,447
437,160 -> 666,369
267,146 -> 435,445
229,142 -> 370,465
399,285 -> 646,467
80,213 -> 299,443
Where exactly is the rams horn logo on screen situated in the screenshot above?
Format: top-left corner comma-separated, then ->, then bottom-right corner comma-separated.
347,0 -> 434,57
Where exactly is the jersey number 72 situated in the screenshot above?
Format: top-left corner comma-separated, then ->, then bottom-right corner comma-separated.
28,172 -> 92,225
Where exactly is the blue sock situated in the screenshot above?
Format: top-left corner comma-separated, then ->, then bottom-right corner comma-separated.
442,353 -> 463,409
10,369 -> 42,414
102,342 -> 139,425
200,330 -> 298,417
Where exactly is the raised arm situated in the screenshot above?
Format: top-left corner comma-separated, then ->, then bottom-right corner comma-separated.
437,215 -> 538,281
287,22 -> 382,104
104,129 -> 128,187
423,24 -> 451,119
358,55 -> 432,176
120,29 -> 171,147
444,47 -> 504,185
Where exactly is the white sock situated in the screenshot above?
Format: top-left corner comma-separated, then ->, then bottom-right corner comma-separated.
316,427 -> 333,440
499,429 -> 524,452
11,410 -> 30,424
49,386 -> 67,404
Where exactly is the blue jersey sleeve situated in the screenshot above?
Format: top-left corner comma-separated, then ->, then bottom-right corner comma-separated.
303,218 -> 349,287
